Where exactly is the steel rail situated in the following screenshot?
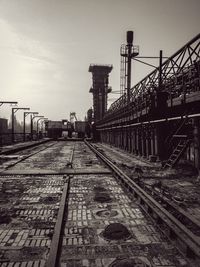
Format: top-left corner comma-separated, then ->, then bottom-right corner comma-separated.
69,143 -> 75,165
85,140 -> 200,260
0,142 -> 57,172
97,143 -> 200,233
45,145 -> 75,267
143,183 -> 200,235
0,139 -> 51,155
45,177 -> 70,267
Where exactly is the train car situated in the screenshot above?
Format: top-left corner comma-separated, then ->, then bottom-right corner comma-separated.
74,121 -> 86,138
46,121 -> 62,139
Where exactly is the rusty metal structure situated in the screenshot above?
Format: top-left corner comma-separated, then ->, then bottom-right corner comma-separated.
89,64 -> 113,122
91,32 -> 200,171
120,31 -> 139,100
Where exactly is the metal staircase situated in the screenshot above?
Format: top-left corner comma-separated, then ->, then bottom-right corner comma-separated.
163,117 -> 193,169
163,139 -> 191,169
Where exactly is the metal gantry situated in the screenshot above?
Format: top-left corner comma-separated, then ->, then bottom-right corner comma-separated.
0,101 -> 18,107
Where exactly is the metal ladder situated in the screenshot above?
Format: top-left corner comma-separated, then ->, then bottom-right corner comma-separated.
163,139 -> 191,169
120,44 -> 128,97
163,116 -> 193,169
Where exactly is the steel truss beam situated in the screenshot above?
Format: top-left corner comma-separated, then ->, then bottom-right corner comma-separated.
102,34 -> 200,123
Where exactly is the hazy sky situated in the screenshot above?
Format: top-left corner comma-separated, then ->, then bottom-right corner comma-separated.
0,0 -> 199,122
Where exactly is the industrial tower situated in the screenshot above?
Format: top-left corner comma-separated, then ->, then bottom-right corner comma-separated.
89,64 -> 113,122
120,31 -> 139,102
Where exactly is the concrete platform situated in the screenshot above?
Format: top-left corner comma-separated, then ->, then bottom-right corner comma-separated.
1,169 -> 111,175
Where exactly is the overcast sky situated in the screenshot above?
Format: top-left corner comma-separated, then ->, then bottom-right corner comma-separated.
0,0 -> 199,122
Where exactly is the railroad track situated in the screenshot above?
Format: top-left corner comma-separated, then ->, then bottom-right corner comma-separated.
85,140 -> 200,262
93,143 -> 200,237
0,140 -> 199,266
0,141 -> 57,172
0,139 -> 51,156
143,183 -> 200,236
45,176 -> 71,267
0,142 -> 75,267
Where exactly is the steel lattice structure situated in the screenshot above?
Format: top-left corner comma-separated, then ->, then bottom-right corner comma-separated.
104,33 -> 200,120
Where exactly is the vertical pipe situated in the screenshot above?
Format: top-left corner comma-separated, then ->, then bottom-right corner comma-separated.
159,50 -> 163,91
126,31 -> 133,103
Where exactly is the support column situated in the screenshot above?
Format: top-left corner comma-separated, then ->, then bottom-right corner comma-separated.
151,127 -> 156,155
129,128 -> 132,153
146,130 -> 150,158
136,127 -> 139,155
119,130 -> 121,148
138,127 -> 142,156
126,128 -> 129,151
193,118 -> 200,179
141,127 -> 146,157
131,128 -> 134,153
154,127 -> 158,156
156,123 -> 169,160
117,130 -> 120,148
147,126 -> 152,158
126,128 -> 128,151
123,129 -> 126,150
134,128 -> 137,154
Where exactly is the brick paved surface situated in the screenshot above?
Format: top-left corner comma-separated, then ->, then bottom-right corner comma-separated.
0,141 -> 195,266
0,175 -> 64,266
60,174 -> 189,266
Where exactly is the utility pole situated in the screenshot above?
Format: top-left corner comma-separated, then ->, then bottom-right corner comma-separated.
37,117 -> 48,139
12,107 -> 30,143
31,115 -> 44,140
0,101 -> 18,147
23,112 -> 38,141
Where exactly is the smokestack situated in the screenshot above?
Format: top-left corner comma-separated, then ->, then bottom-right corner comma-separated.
127,31 -> 133,45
